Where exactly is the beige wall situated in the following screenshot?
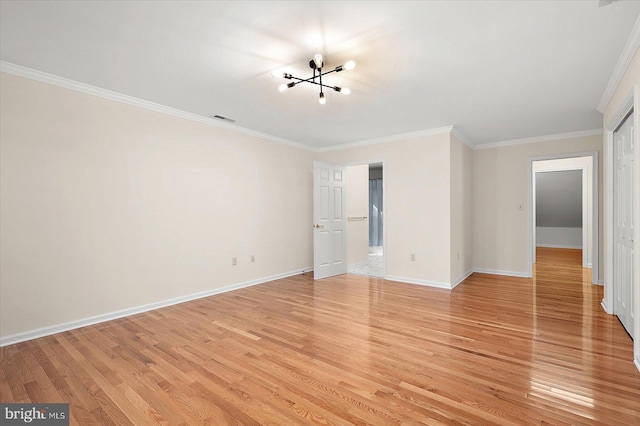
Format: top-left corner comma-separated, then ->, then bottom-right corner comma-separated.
0,72 -> 314,338
473,134 -> 603,278
450,134 -> 473,283
601,47 -> 640,365
318,133 -> 452,285
346,164 -> 369,267
2,57 -> 624,343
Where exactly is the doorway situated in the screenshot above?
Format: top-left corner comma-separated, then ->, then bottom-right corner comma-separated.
533,160 -> 590,267
528,152 -> 599,283
346,162 -> 385,278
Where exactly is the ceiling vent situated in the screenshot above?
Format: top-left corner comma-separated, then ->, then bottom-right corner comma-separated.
212,115 -> 236,123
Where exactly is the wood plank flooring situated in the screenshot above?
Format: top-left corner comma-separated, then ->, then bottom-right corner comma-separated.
1,247 -> 639,424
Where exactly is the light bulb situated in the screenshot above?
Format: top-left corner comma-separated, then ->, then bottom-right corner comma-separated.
271,70 -> 282,78
341,87 -> 351,95
279,82 -> 295,92
313,53 -> 324,69
344,60 -> 356,70
319,92 -> 326,105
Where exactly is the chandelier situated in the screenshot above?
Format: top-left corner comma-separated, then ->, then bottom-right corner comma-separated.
272,54 -> 356,104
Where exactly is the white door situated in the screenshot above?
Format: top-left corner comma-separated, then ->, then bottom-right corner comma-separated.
614,112 -> 635,336
313,161 -> 347,280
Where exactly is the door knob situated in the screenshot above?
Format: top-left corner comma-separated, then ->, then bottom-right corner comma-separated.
313,224 -> 324,229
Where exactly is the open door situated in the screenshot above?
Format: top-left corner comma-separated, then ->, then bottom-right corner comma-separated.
313,161 -> 347,280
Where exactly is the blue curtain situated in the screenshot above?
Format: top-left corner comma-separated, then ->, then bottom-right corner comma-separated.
369,179 -> 383,246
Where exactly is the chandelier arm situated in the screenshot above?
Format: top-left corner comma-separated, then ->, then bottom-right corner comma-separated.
318,68 -> 340,78
287,76 -> 337,91
289,75 -> 318,84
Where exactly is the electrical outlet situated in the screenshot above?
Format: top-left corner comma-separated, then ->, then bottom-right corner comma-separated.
410,253 -> 416,261
251,255 -> 255,263
232,257 -> 237,266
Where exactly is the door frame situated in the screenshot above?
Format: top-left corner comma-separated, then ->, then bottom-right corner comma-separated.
527,151 -> 599,282
603,85 -> 639,372
344,158 -> 386,279
532,162 -> 589,267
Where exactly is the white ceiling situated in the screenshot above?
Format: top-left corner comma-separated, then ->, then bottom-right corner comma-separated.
1,1 -> 639,149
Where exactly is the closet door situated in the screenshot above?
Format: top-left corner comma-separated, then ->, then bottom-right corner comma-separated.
614,112 -> 635,336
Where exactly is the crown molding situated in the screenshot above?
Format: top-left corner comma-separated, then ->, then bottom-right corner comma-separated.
474,128 -> 603,150
597,14 -> 640,113
0,62 -> 459,153
0,61 -> 312,151
316,125 -> 454,153
451,126 -> 474,149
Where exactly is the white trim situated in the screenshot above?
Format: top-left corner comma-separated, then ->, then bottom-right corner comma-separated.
594,151 -> 600,283
1,61 -> 455,154
528,152 -> 599,284
386,275 -> 453,289
451,269 -> 473,288
451,127 -> 474,150
603,85 -> 639,369
0,268 -> 311,347
604,125 -> 615,313
475,129 -> 602,151
0,60 -> 612,154
342,158 -> 385,167
603,87 -> 635,317
582,165 -> 589,267
471,268 -> 530,278
597,14 -> 640,113
317,126 -> 454,153
0,61 -> 311,152
533,164 -> 589,267
536,244 -> 582,249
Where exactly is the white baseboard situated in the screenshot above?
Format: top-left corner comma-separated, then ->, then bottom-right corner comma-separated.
386,275 -> 452,289
601,299 -> 612,314
635,355 -> 640,374
451,269 -> 473,289
0,267 -> 312,347
536,244 -> 582,249
472,268 -> 530,278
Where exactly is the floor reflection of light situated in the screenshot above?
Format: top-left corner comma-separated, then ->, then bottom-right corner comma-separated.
529,379 -> 594,409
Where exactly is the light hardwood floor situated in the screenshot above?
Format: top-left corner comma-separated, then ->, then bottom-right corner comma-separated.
1,247 -> 638,424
